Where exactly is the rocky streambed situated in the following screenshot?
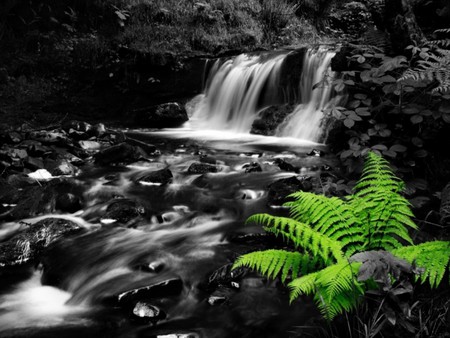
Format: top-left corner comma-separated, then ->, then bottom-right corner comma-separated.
0,115 -> 340,337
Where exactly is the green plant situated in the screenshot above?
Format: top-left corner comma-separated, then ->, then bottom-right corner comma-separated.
233,152 -> 450,320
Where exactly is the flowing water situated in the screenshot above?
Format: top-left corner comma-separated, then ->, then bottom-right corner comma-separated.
0,48 -> 338,337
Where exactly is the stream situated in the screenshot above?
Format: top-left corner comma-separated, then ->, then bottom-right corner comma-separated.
0,48 -> 338,337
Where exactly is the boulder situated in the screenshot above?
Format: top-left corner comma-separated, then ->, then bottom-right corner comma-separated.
125,137 -> 157,154
242,162 -> 262,173
101,199 -> 143,224
274,158 -> 298,172
46,159 -> 79,176
131,302 -> 166,322
137,168 -> 173,185
62,120 -> 93,134
133,102 -> 188,128
0,218 -> 84,267
94,143 -> 145,165
267,176 -> 312,206
250,104 -> 295,136
187,162 -> 218,174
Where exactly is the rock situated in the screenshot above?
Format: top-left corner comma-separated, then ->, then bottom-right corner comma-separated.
133,102 -> 189,128
125,137 -> 157,154
62,120 -> 93,134
139,261 -> 165,273
307,149 -> 324,157
0,218 -> 84,267
208,263 -> 248,289
137,168 -> 173,185
250,104 -> 295,136
187,162 -> 218,174
132,302 -> 165,322
102,199 -> 143,224
20,140 -> 51,157
68,129 -> 90,141
6,131 -> 22,144
78,140 -> 102,151
27,169 -> 53,180
24,157 -> 45,171
267,176 -> 312,206
117,278 -> 183,304
199,155 -> 217,165
274,158 -> 298,172
56,193 -> 82,213
94,143 -> 145,165
208,295 -> 227,306
46,159 -> 79,176
28,130 -> 69,145
91,123 -> 106,137
242,162 -> 262,173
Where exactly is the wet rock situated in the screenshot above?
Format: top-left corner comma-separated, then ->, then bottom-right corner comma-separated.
187,162 -> 218,174
78,140 -> 102,151
68,129 -> 90,141
94,143 -> 145,165
28,130 -> 69,145
250,104 -> 295,136
208,263 -> 248,289
132,302 -> 165,322
46,159 -> 79,176
91,123 -> 106,137
24,157 -> 45,171
62,120 -> 93,134
117,278 -> 183,304
102,199 -> 143,224
274,158 -> 298,172
56,193 -> 82,213
0,218 -> 84,267
207,286 -> 234,306
6,131 -> 23,144
125,137 -> 157,154
242,162 -> 262,173
208,295 -> 227,306
267,176 -> 312,206
137,168 -> 173,185
139,261 -> 165,273
48,147 -> 84,166
307,149 -> 324,157
21,140 -> 51,157
133,102 -> 189,128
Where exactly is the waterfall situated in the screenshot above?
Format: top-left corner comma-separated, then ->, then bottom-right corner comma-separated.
190,48 -> 336,142
190,53 -> 286,133
275,49 -> 336,142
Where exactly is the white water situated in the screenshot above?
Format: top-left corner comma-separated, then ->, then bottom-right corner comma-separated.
188,48 -> 336,143
276,49 -> 336,142
189,53 -> 285,133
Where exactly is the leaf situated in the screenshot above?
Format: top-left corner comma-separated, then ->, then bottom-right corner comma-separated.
355,107 -> 371,116
379,129 -> 392,137
443,114 -> 450,123
357,56 -> 366,63
411,137 -> 423,147
390,144 -> 407,153
344,119 -> 355,128
344,80 -> 355,85
354,93 -> 367,100
335,83 -> 345,92
403,107 -> 419,115
414,149 -> 428,158
371,144 -> 388,151
382,150 -> 397,158
410,115 -> 423,124
348,100 -> 361,109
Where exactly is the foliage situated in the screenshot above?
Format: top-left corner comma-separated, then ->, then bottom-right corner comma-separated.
234,152 -> 450,321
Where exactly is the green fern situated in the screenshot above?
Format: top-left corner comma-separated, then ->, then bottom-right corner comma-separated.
393,241 -> 450,288
233,151 -> 450,320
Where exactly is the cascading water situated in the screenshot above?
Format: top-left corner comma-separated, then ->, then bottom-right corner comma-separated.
190,53 -> 286,133
189,48 -> 336,143
275,49 -> 336,142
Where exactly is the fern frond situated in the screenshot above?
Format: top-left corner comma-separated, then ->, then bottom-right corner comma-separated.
393,241 -> 450,287
232,249 -> 313,282
284,192 -> 364,255
289,261 -> 364,320
354,152 -> 402,196
247,214 -> 345,263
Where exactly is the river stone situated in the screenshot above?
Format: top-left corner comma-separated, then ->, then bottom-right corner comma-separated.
187,162 -> 218,174
133,102 -> 188,128
0,218 -> 84,268
125,137 -> 157,154
94,143 -> 145,165
207,263 -> 248,289
28,130 -> 69,145
56,193 -> 82,213
102,199 -> 143,224
132,302 -> 165,322
24,157 -> 45,171
267,176 -> 312,206
137,168 -> 173,185
273,158 -> 298,172
46,159 -> 79,176
250,104 -> 295,136
117,278 -> 183,304
242,162 -> 262,173
62,120 -> 93,134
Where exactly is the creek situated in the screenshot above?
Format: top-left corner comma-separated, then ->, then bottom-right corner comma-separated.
0,48 -> 338,337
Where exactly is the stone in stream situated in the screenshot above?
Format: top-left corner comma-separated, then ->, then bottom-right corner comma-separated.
307,149 -> 325,157
250,104 -> 295,136
133,102 -> 189,128
0,218 -> 84,268
137,168 -> 173,185
94,143 -> 146,165
132,301 -> 166,322
101,199 -> 144,224
207,263 -> 248,289
117,278 -> 183,305
62,120 -> 93,134
267,176 -> 312,206
187,162 -> 218,174
273,158 -> 298,172
242,162 -> 262,173
199,154 -> 217,165
125,136 -> 158,154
